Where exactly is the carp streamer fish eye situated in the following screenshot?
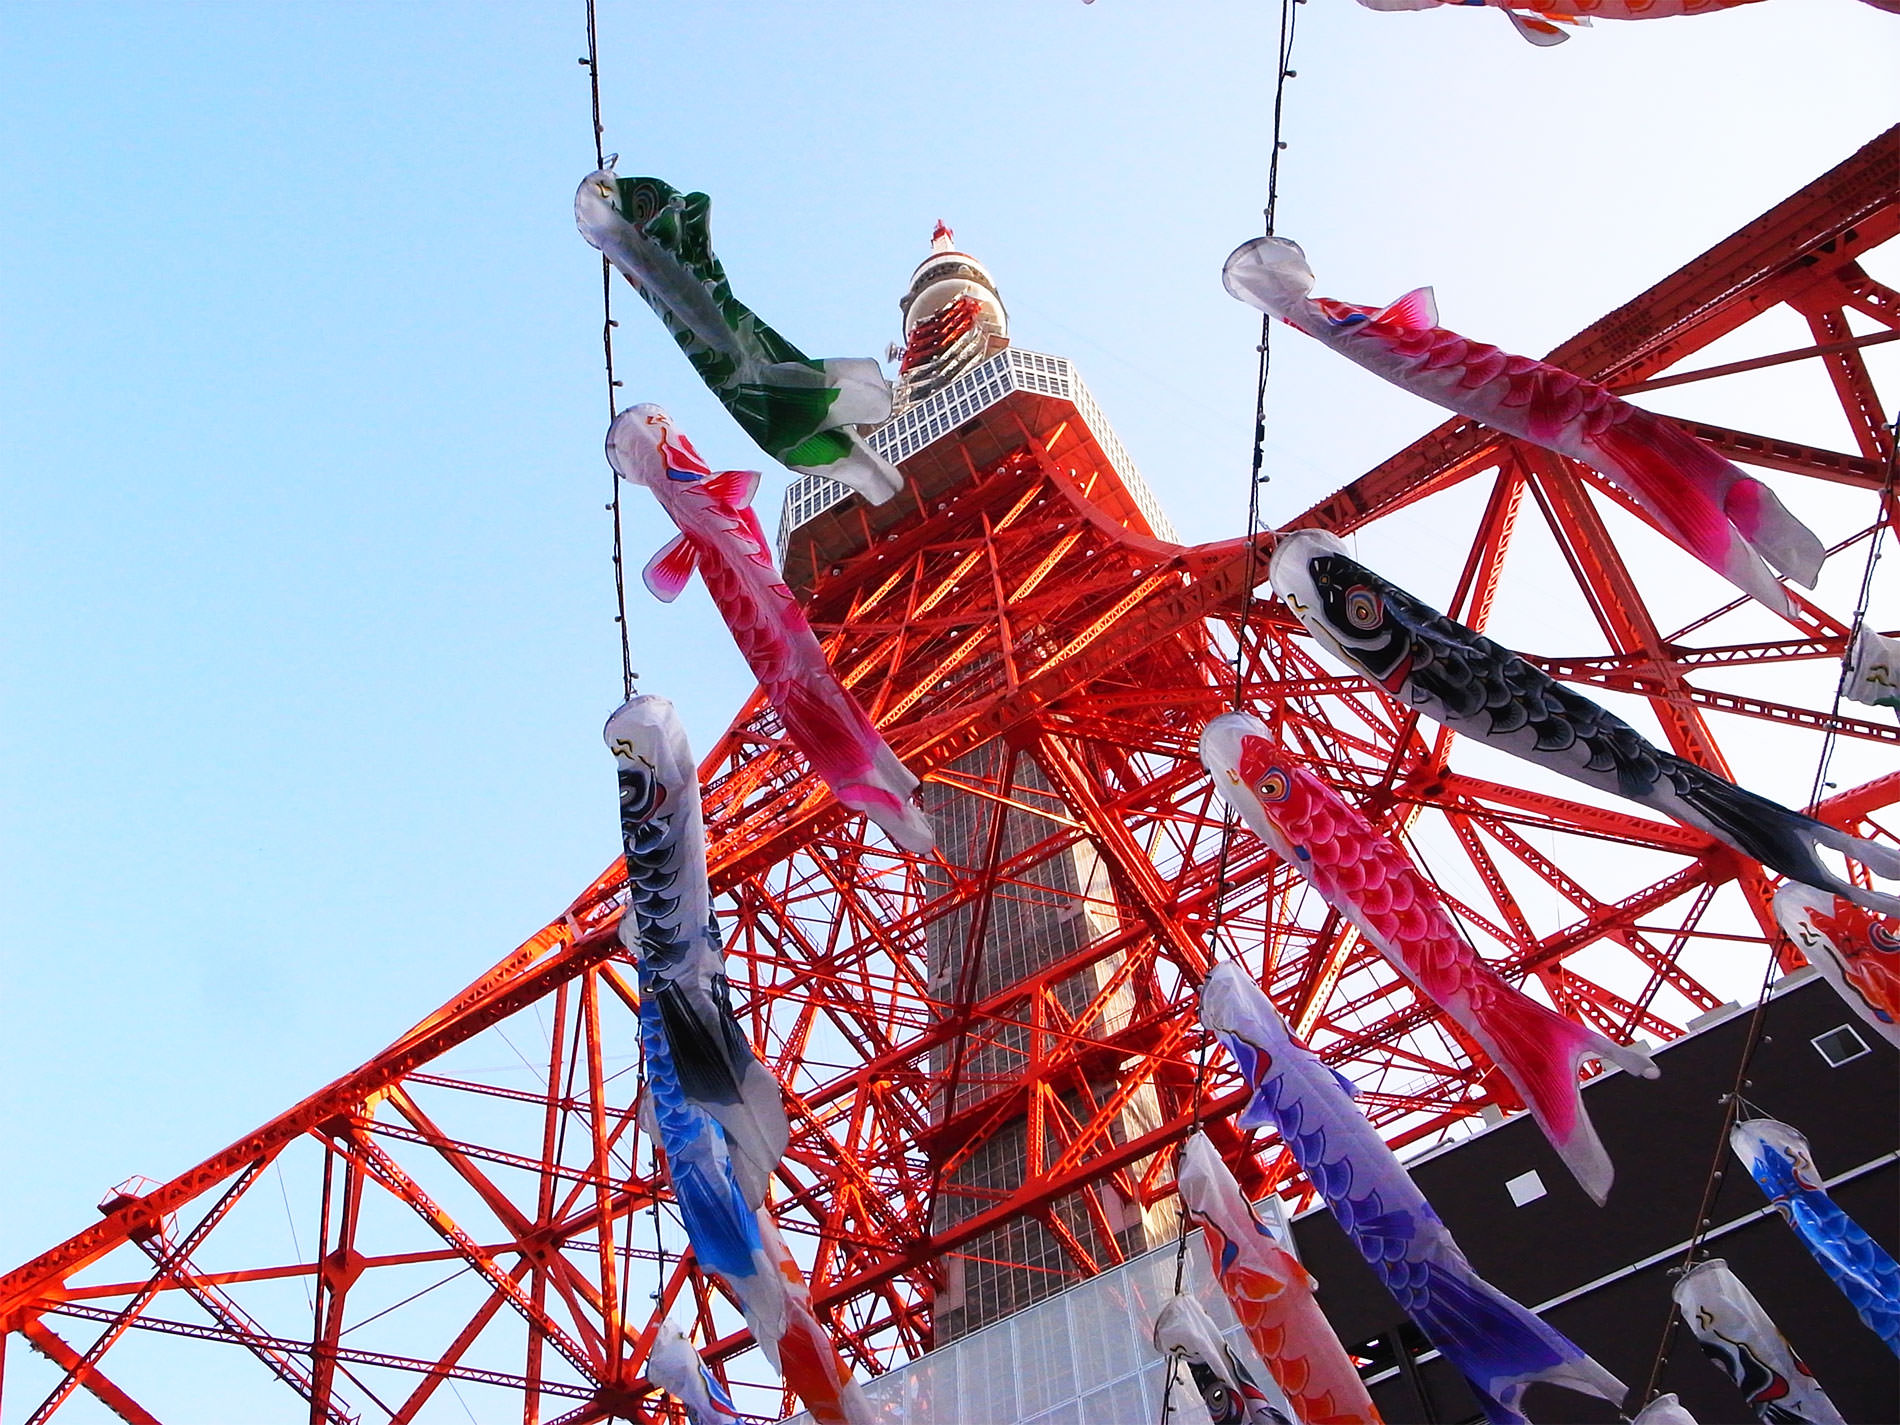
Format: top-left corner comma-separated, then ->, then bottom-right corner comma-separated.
1253,769 -> 1291,803
1344,587 -> 1382,631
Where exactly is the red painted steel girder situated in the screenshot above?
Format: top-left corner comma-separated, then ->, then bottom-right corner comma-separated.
0,127 -> 1895,1420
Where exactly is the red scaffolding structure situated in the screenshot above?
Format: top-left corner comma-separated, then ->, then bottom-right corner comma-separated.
0,127 -> 1894,1423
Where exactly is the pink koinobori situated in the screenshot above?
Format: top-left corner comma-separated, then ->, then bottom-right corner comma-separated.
607,404 -> 934,855
1223,237 -> 1824,622
1200,712 -> 1656,1204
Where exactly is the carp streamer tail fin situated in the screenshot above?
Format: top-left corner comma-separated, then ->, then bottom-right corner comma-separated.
1461,976 -> 1656,1205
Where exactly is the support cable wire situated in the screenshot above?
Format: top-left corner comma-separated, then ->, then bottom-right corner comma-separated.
1161,0 -> 1300,1416
581,1 -> 660,1394
1226,0 -> 1301,720
1637,406 -> 1899,1411
1808,408 -> 1898,815
584,0 -> 635,699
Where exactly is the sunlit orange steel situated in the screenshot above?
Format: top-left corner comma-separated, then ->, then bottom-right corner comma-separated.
0,127 -> 1894,1423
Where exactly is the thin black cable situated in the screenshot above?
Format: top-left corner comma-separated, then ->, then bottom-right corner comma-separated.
1808,410 -> 1898,811
1638,406 -> 1899,1409
584,0 -> 654,1376
1170,811 -> 1239,1309
1635,936 -> 1781,1410
1161,4 -> 1299,1418
652,1141 -> 669,1299
1227,322 -> 1273,714
584,0 -> 635,699
1227,0 -> 1300,717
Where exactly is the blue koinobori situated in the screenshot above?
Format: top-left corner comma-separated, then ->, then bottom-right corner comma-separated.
606,694 -> 792,1338
1731,1117 -> 1900,1356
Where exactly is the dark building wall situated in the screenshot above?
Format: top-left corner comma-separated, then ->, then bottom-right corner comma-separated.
1286,974 -> 1899,1424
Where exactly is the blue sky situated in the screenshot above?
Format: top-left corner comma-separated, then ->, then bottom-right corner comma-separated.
3,0 -> 1897,1413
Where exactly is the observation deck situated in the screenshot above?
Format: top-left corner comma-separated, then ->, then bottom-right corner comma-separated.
776,347 -> 1179,595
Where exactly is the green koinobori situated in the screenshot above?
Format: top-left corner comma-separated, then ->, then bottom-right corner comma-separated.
576,168 -> 903,505
1844,624 -> 1900,712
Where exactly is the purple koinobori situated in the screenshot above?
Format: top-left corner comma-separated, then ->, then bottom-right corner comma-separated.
1200,963 -> 1626,1425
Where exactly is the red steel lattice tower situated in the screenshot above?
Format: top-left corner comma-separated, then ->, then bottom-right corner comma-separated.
0,129 -> 1895,1422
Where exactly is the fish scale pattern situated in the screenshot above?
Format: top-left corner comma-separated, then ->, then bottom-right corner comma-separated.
1203,710 -> 1652,1204
618,760 -> 691,973
606,407 -> 934,853
1226,235 -> 1823,615
1733,1120 -> 1900,1356
1178,1133 -> 1382,1424
1200,963 -> 1626,1425
1271,533 -> 1900,917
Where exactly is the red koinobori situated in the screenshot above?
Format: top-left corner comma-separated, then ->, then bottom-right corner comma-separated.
1201,712 -> 1658,1204
1355,1 -> 1899,49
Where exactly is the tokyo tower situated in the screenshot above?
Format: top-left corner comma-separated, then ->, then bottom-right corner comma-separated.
0,127 -> 1895,1422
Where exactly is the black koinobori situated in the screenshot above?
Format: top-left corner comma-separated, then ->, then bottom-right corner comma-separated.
1270,529 -> 1900,915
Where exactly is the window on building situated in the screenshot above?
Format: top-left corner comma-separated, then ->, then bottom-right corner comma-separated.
1812,1023 -> 1871,1067
1505,1169 -> 1547,1206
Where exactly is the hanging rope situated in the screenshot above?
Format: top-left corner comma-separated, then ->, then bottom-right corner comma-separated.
1808,410 -> 1898,810
1633,928 -> 1783,1411
1637,404 -> 1899,1410
651,1142 -> 670,1302
1226,0 -> 1301,718
584,0 -> 635,700
581,0 -> 663,1385
1160,2 -> 1300,1417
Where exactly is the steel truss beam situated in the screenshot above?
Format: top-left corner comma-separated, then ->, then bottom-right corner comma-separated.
1,125 -> 1895,1420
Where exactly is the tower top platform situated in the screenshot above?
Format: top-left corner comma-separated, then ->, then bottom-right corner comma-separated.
777,347 -> 1179,595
